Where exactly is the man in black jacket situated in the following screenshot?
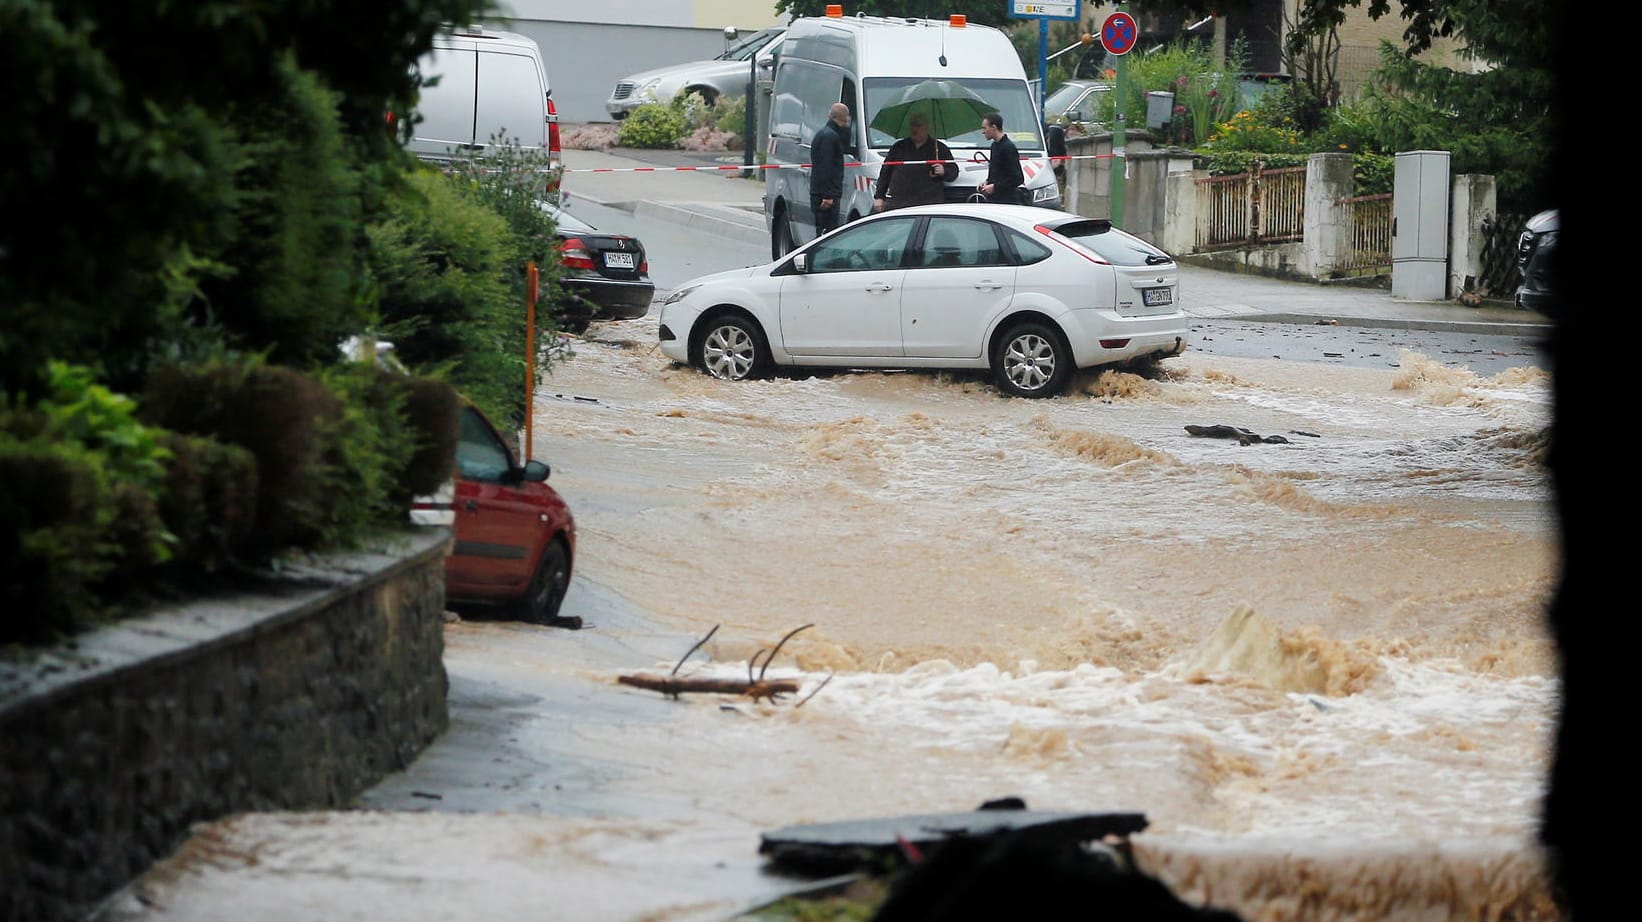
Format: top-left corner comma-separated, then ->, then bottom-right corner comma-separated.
809,102 -> 852,236
978,111 -> 1024,205
873,111 -> 957,211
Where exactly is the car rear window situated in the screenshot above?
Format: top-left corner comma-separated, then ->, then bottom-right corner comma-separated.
1048,220 -> 1173,267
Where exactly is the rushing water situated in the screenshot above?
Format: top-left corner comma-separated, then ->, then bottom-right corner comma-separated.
110,318 -> 1559,921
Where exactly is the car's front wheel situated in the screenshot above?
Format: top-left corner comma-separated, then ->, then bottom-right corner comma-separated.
772,206 -> 795,261
515,538 -> 570,624
697,315 -> 767,382
993,321 -> 1071,398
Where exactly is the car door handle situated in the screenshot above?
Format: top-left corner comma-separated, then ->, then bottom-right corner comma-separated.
865,282 -> 894,292
973,281 -> 1003,290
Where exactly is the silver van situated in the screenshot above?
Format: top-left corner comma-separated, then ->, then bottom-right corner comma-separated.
409,27 -> 562,188
763,12 -> 1062,259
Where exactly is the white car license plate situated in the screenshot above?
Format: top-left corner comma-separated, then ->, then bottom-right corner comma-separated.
1142,287 -> 1172,307
604,252 -> 635,269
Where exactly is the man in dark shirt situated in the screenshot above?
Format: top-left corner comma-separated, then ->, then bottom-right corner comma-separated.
978,111 -> 1024,205
872,111 -> 957,211
809,102 -> 852,236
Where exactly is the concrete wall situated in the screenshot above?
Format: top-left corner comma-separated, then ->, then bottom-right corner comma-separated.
1301,151 -> 1356,277
1449,173 -> 1496,299
0,530 -> 452,922
499,20 -> 734,123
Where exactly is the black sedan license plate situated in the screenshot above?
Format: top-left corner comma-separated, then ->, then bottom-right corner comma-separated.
604,252 -> 635,269
1142,287 -> 1172,307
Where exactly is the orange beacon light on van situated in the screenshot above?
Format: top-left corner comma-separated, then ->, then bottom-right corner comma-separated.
825,4 -> 843,15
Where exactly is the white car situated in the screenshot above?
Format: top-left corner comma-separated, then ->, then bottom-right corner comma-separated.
658,205 -> 1188,398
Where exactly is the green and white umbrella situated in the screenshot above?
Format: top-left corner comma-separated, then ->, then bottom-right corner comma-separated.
868,79 -> 996,140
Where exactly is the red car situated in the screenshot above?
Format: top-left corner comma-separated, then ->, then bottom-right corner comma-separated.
413,401 -> 577,625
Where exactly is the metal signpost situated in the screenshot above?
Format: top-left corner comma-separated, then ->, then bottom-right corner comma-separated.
1099,7 -> 1137,226
1008,1 -> 1082,127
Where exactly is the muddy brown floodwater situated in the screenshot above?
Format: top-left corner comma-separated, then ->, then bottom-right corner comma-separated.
109,316 -> 1560,922
536,317 -> 1559,919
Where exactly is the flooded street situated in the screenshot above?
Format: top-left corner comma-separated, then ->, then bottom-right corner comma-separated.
536,316 -> 1559,916
109,315 -> 1560,921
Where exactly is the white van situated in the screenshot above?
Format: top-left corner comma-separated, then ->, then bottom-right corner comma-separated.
763,11 -> 1061,259
409,27 -> 562,189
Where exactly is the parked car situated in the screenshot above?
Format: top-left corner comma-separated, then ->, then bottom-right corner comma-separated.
412,399 -> 577,625
1515,208 -> 1558,316
606,26 -> 785,119
1043,78 -> 1113,128
546,205 -> 654,333
408,26 -> 563,193
658,204 -> 1187,398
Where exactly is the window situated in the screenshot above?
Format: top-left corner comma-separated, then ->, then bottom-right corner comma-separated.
918,218 -> 1008,268
1004,229 -> 1053,266
863,77 -> 1043,151
1051,220 -> 1173,266
808,217 -> 915,273
457,407 -> 513,482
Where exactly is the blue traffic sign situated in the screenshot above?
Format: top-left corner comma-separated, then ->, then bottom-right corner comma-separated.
1100,11 -> 1138,55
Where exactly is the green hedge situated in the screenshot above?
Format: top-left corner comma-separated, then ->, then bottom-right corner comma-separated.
2,360 -> 458,646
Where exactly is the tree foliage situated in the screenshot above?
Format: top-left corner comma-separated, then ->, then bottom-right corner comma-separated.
0,0 -> 491,396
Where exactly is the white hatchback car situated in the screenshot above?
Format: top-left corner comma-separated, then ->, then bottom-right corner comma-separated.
657,205 -> 1188,398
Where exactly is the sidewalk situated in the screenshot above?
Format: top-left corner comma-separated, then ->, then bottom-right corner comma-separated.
560,147 -> 1551,337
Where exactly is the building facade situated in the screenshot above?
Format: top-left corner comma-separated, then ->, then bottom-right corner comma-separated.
495,1 -> 789,122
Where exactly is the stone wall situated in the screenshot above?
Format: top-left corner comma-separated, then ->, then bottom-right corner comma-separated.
0,529 -> 451,922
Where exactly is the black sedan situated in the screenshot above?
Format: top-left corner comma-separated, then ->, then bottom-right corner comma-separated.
547,205 -> 655,334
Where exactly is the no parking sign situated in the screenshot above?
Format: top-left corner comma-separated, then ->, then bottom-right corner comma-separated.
1100,11 -> 1138,56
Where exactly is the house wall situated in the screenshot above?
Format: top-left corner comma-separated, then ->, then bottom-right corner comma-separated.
495,0 -> 787,122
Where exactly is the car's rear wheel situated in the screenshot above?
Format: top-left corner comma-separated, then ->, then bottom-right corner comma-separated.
772,205 -> 795,260
515,538 -> 570,624
993,321 -> 1071,398
698,315 -> 767,382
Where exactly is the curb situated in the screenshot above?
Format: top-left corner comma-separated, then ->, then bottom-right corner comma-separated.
1235,312 -> 1552,338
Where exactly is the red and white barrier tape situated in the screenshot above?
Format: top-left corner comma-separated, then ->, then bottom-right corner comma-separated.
560,154 -> 1110,174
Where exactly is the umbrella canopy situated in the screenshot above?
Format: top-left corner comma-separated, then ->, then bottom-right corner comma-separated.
867,79 -> 996,140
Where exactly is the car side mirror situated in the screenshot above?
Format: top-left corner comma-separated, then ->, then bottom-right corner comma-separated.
724,26 -> 739,41
793,253 -> 807,274
1068,109 -> 1084,123
521,460 -> 550,482
757,54 -> 775,71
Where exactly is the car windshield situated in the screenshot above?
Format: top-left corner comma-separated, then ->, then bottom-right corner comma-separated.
717,28 -> 782,61
863,77 -> 1043,151
1048,219 -> 1173,267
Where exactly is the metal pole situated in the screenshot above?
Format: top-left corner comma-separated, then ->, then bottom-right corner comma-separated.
1037,18 -> 1049,123
524,261 -> 538,460
745,56 -> 756,177
1110,5 -> 1128,228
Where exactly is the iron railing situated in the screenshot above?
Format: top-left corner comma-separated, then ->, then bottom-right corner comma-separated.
1194,164 -> 1307,250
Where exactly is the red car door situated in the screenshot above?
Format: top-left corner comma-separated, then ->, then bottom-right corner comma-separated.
447,406 -> 543,597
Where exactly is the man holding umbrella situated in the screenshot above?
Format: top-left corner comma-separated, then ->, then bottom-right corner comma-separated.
872,111 -> 956,211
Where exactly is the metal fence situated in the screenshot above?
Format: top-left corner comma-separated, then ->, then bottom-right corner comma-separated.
1479,211 -> 1529,297
1336,192 -> 1393,276
1193,164 -> 1308,251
